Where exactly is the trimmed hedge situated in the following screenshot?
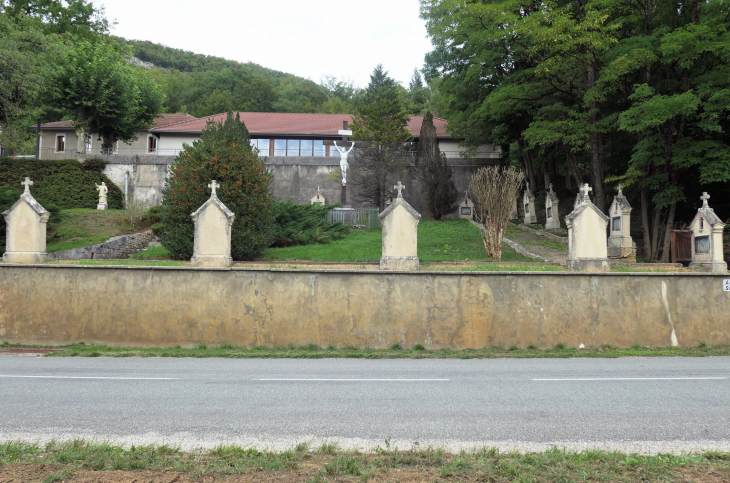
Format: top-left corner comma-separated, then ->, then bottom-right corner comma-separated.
0,158 -> 123,209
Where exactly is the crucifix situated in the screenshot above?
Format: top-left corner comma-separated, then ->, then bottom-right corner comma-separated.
208,180 -> 220,196
323,121 -> 367,205
21,177 -> 33,194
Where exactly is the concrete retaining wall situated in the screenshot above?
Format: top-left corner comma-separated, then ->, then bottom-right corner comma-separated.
84,155 -> 499,216
47,231 -> 155,260
1,265 -> 728,349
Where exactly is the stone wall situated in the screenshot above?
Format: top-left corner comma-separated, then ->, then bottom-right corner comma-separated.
47,231 -> 155,260
83,155 -> 499,216
1,265 -> 728,349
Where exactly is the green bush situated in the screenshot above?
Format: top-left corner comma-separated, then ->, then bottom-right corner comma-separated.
271,200 -> 349,247
0,157 -> 123,209
160,112 -> 274,260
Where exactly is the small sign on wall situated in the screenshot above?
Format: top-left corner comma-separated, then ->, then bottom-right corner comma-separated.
724,279 -> 730,292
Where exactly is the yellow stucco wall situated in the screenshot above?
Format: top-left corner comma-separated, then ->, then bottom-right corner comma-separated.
1,265 -> 728,349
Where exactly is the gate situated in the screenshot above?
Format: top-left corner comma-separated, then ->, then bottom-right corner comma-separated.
670,230 -> 692,263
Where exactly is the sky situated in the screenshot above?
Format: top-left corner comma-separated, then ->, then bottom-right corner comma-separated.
92,0 -> 434,89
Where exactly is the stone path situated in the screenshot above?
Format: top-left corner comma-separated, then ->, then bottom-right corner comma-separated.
504,223 -> 569,265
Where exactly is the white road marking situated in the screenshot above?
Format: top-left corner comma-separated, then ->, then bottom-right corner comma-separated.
258,378 -> 450,382
533,377 -> 726,381
0,375 -> 179,380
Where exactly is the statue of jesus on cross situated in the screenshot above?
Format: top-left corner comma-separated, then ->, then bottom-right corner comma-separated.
333,141 -> 355,186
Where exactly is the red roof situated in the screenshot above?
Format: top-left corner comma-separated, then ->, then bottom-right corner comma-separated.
154,112 -> 452,138
40,113 -> 197,130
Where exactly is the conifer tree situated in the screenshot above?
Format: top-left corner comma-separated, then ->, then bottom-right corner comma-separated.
160,112 -> 274,260
415,112 -> 458,219
350,65 -> 411,210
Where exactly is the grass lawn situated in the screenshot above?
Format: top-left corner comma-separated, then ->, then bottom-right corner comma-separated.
0,440 -> 727,483
45,209 -> 144,253
263,219 -> 533,263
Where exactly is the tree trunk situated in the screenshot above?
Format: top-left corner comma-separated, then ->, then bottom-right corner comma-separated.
640,187 -> 652,259
76,129 -> 86,155
587,62 -> 606,212
660,204 -> 677,263
650,208 -> 662,260
564,148 -> 583,191
519,138 -> 536,190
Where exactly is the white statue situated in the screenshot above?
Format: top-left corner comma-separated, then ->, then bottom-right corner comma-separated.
95,182 -> 108,206
333,140 -> 355,186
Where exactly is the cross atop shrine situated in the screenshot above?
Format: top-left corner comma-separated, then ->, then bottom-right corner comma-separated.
21,177 -> 33,193
208,180 -> 220,196
548,182 -> 553,192
617,183 -> 624,196
701,192 -> 710,207
394,181 -> 405,199
580,183 -> 593,200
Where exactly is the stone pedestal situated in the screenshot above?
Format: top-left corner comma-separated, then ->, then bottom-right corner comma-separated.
545,184 -> 560,231
190,180 -> 235,268
97,203 -> 107,210
2,178 -> 50,264
523,183 -> 537,225
607,184 -> 634,261
688,192 -> 727,273
379,182 -> 421,271
565,184 -> 610,272
458,195 -> 474,220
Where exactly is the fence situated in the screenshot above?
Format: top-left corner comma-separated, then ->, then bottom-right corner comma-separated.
328,207 -> 380,229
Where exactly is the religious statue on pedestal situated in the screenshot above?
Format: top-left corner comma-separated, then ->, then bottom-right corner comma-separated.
95,182 -> 108,209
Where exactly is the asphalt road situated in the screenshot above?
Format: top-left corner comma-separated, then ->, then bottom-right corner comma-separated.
1,356 -> 729,453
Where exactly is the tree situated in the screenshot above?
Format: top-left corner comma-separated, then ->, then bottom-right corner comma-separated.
350,65 -> 412,210
415,112 -> 458,219
469,166 -> 524,260
48,40 -> 164,152
0,14 -> 57,139
160,112 -> 274,261
407,68 -> 430,115
1,0 -> 109,39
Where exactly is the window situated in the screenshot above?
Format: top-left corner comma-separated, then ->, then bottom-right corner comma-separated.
148,136 -> 157,153
300,139 -> 313,156
251,138 -> 270,155
547,207 -> 553,219
55,135 -> 65,152
287,139 -> 300,156
313,140 -> 325,156
274,139 -> 286,156
612,217 -> 621,231
85,134 -> 92,153
525,203 -> 530,214
461,207 -> 472,215
695,236 -> 710,254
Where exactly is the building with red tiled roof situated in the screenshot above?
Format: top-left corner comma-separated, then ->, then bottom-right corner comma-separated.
38,111 -> 497,160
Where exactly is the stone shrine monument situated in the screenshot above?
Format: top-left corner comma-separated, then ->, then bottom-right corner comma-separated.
2,178 -> 50,263
509,196 -> 518,220
523,182 -> 537,225
544,183 -> 560,231
378,181 -> 421,270
95,182 -> 108,210
689,192 -> 727,273
607,184 -> 634,261
310,187 -> 325,206
190,180 -> 235,267
565,184 -> 610,272
458,193 -> 474,220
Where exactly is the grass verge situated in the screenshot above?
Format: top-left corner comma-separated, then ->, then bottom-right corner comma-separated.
4,341 -> 727,359
0,440 -> 727,482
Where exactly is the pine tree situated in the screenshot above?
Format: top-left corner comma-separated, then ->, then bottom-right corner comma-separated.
160,112 -> 274,260
350,65 -> 411,210
416,112 -> 459,219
